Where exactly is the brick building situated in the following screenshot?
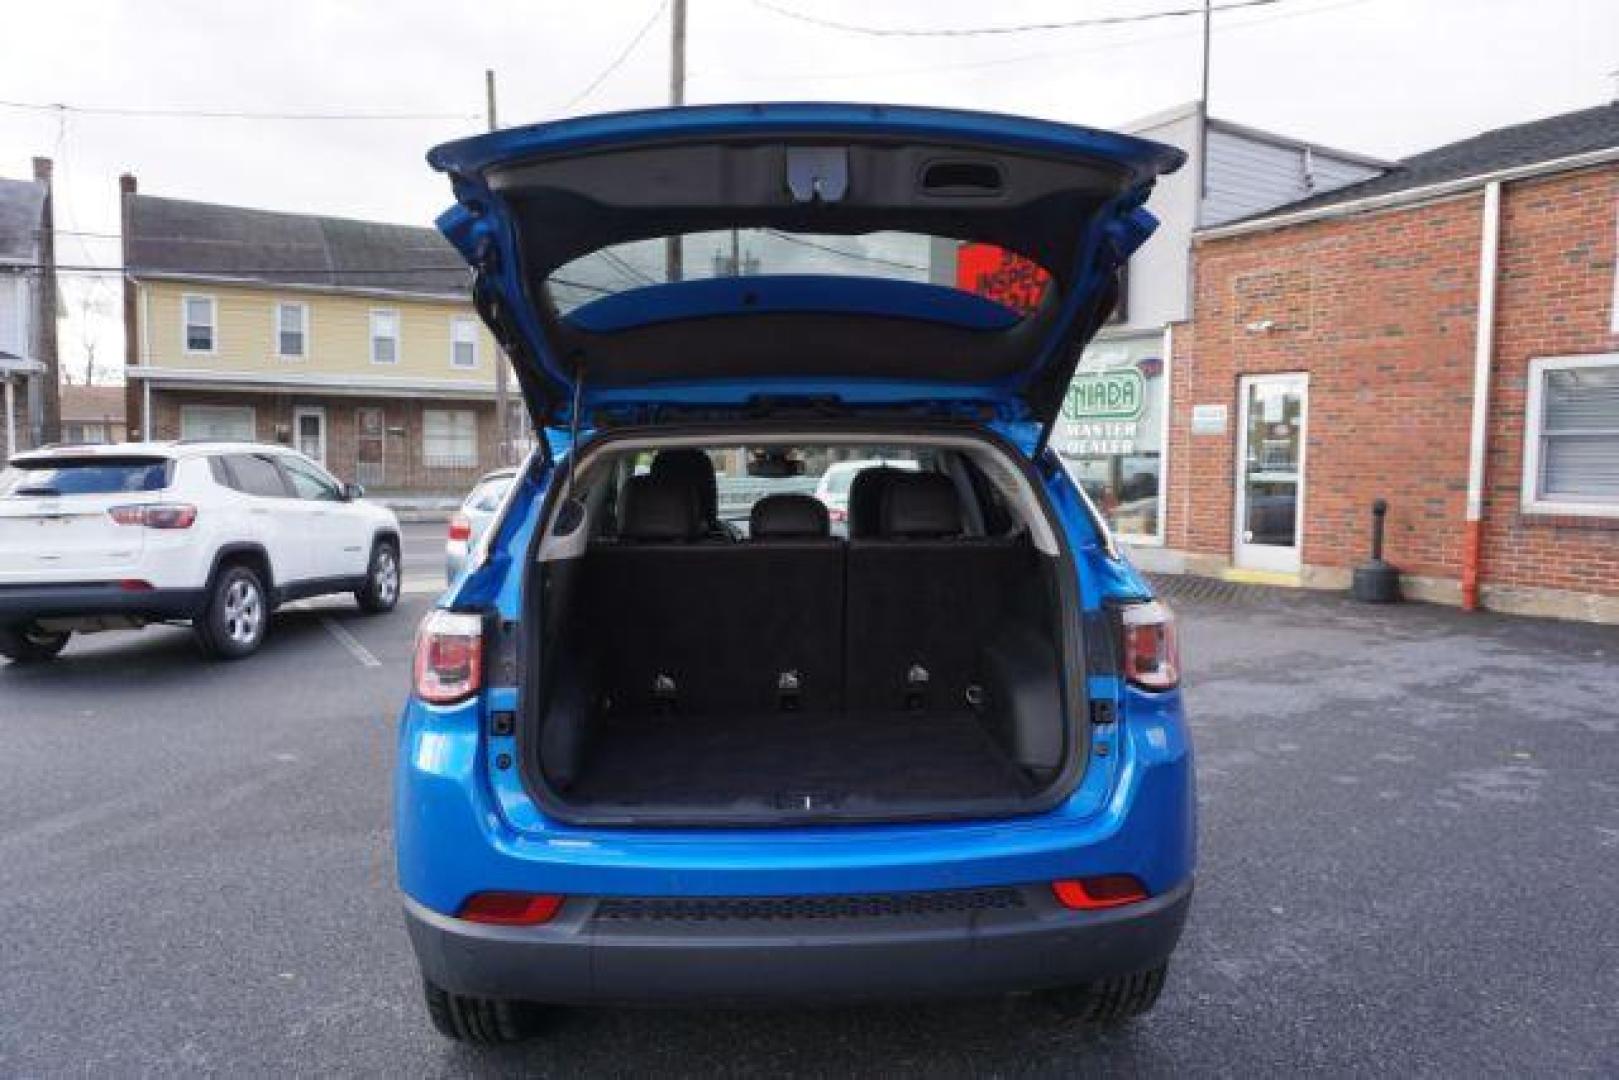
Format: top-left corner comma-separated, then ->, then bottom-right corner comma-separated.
1144,102 -> 1619,622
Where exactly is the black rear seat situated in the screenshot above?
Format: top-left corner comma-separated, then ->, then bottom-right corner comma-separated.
586,479 -> 842,715
845,472 -> 1021,712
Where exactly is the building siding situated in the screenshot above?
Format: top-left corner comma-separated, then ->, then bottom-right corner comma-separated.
1202,130 -> 1383,228
138,280 -> 499,385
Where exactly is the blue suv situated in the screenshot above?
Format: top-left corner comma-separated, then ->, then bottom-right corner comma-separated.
397,104 -> 1194,1043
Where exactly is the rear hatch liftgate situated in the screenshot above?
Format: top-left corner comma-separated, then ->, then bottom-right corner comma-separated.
426,103 -> 1184,451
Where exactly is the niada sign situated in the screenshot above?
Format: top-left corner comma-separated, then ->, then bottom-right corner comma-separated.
1062,369 -> 1146,420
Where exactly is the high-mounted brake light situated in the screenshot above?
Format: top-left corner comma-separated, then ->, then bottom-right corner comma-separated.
413,610 -> 484,703
447,513 -> 472,542
457,892 -> 565,926
1120,600 -> 1179,691
1052,875 -> 1150,911
108,503 -> 197,529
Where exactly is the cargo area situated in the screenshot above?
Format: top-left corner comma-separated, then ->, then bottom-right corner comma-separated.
522,437 -> 1081,824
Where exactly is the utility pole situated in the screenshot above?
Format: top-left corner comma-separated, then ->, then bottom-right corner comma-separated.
1195,0 -> 1211,219
486,68 -> 512,463
665,0 -> 687,283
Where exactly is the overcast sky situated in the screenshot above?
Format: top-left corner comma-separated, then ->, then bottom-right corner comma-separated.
3,0 -> 1617,378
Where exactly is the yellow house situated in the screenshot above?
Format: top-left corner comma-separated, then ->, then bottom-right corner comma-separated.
121,177 -> 524,498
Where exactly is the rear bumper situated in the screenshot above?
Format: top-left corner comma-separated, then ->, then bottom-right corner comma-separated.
404,880 -> 1191,1005
0,583 -> 205,623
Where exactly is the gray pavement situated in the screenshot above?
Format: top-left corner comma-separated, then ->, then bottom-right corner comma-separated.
0,540 -> 1615,1076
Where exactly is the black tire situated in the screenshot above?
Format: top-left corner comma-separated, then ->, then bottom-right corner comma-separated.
1036,964 -> 1168,1024
194,564 -> 269,660
355,539 -> 400,614
0,623 -> 71,663
423,979 -> 548,1044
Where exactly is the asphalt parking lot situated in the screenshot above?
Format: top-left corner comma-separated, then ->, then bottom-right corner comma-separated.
1,526 -> 1615,1076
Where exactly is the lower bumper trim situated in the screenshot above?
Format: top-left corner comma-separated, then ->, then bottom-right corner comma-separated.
404,880 -> 1192,1005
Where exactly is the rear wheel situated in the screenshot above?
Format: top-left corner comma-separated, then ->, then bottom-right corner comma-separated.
1036,964 -> 1168,1024
355,539 -> 400,614
0,623 -> 71,663
422,979 -> 549,1044
195,565 -> 269,660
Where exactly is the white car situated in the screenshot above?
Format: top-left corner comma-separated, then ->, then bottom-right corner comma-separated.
0,441 -> 401,661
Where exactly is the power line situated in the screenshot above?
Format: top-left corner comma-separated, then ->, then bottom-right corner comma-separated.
749,0 -> 1285,38
557,0 -> 672,113
710,0 -> 1368,83
0,99 -> 479,122
761,230 -> 929,273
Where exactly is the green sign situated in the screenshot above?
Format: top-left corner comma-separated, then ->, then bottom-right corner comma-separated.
1063,369 -> 1145,420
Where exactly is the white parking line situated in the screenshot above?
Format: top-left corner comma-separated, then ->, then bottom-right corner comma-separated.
402,575 -> 445,596
320,616 -> 382,668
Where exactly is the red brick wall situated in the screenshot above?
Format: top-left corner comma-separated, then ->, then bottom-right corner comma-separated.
1170,163 -> 1619,600
1481,167 -> 1619,595
1170,192 -> 1484,580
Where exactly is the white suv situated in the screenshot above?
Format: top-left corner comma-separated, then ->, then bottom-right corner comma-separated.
0,441 -> 401,661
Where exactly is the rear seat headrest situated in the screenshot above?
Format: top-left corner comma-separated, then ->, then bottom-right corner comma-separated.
749,494 -> 831,540
879,472 -> 962,539
847,466 -> 900,539
650,448 -> 719,525
619,475 -> 701,541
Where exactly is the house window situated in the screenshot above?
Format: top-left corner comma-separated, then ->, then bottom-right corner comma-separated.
370,309 -> 400,364
0,276 -> 26,356
451,316 -> 479,369
180,404 -> 255,441
1522,354 -> 1619,517
183,295 -> 216,354
423,408 -> 477,468
276,302 -> 308,359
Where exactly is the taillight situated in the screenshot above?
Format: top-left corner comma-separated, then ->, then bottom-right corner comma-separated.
828,507 -> 847,523
457,892 -> 565,926
1052,875 -> 1150,911
1120,600 -> 1179,691
448,513 -> 472,542
108,503 -> 197,529
412,610 -> 484,703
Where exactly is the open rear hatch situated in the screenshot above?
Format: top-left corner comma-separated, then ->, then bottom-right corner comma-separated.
427,103 -> 1184,449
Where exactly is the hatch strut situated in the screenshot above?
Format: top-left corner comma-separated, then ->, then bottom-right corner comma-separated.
553,370 -> 588,535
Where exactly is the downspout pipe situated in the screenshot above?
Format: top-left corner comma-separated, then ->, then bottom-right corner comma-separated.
1462,181 -> 1502,611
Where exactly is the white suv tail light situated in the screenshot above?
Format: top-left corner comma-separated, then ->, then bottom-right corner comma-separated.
1120,600 -> 1179,691
108,503 -> 197,529
413,610 -> 485,703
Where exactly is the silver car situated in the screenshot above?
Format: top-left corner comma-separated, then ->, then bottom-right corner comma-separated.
446,468 -> 517,582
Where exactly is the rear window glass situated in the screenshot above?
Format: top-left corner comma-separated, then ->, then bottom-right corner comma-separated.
1,457 -> 170,496
549,231 -> 1051,316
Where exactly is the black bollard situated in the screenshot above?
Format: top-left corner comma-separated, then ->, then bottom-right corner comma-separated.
1352,499 -> 1401,603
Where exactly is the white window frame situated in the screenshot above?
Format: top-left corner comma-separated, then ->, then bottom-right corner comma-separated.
1520,352 -> 1619,518
274,301 -> 310,360
450,315 -> 480,369
422,408 -> 478,468
370,308 -> 400,365
180,403 -> 255,441
182,294 -> 217,356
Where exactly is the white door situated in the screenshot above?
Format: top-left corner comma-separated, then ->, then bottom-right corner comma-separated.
279,454 -> 370,578
1234,373 -> 1309,573
293,407 -> 327,466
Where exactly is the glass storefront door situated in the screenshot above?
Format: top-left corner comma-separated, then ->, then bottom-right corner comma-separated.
1234,374 -> 1308,572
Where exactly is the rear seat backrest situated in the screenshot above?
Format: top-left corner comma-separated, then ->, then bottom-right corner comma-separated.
846,471 -> 1018,712
584,484 -> 844,715
847,466 -> 904,539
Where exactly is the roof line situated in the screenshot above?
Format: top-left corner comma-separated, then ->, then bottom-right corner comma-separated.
1195,142 -> 1619,240
127,270 -> 469,303
124,365 -> 500,397
128,192 -> 443,237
